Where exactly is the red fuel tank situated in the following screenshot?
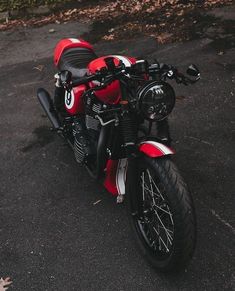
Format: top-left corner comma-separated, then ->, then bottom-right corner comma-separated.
88,55 -> 136,104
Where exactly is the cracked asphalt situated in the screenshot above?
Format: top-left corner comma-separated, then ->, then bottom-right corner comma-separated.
0,5 -> 234,291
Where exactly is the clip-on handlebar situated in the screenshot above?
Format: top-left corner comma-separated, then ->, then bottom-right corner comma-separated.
59,57 -> 200,89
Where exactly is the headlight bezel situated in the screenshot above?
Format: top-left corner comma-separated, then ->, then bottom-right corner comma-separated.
137,81 -> 176,121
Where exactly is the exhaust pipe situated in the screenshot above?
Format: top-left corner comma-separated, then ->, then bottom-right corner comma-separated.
37,88 -> 61,130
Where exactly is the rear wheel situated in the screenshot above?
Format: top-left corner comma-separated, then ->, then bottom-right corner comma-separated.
126,156 -> 196,272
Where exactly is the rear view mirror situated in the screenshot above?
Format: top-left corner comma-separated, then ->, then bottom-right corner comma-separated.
187,64 -> 200,77
132,60 -> 149,74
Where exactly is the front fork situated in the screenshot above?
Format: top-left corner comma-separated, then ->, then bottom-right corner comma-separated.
156,118 -> 171,146
126,157 -> 142,214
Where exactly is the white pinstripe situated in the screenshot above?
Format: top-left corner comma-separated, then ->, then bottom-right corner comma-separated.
140,141 -> 174,155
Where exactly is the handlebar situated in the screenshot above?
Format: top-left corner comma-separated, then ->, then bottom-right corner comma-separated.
72,74 -> 98,87
148,62 -> 200,85
72,64 -> 125,88
60,58 -> 200,90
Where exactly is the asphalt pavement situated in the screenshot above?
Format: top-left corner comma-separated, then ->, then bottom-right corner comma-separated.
0,5 -> 234,291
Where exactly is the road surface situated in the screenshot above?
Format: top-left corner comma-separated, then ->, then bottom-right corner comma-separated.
0,6 -> 234,290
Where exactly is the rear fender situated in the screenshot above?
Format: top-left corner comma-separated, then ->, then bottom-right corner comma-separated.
139,141 -> 175,157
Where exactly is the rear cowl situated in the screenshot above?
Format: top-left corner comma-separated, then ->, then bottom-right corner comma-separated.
54,38 -> 94,67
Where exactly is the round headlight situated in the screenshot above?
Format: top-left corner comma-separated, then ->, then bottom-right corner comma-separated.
137,81 -> 175,121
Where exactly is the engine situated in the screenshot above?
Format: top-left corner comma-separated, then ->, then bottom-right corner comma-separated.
85,94 -> 103,131
73,95 -> 103,164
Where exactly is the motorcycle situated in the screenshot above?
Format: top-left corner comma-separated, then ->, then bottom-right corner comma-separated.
37,38 -> 200,272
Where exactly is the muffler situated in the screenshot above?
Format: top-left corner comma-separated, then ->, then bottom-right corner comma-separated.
37,88 -> 61,130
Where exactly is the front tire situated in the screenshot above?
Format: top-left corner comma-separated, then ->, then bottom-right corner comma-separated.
126,156 -> 196,272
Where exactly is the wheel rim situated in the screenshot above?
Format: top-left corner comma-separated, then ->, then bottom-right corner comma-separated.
136,168 -> 174,257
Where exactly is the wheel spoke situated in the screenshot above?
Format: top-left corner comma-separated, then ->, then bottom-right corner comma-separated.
158,224 -> 161,251
141,172 -> 145,201
141,182 -> 162,200
154,209 -> 173,244
148,173 -> 165,201
153,226 -> 169,252
155,205 -> 173,217
140,168 -> 174,254
147,169 -> 155,201
158,225 -> 173,234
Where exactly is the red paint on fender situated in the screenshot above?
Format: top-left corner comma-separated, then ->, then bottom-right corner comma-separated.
139,142 -> 175,157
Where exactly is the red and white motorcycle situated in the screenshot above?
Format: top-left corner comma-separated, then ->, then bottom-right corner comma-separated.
37,38 -> 200,272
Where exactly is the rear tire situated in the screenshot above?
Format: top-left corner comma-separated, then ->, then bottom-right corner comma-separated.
126,156 -> 196,272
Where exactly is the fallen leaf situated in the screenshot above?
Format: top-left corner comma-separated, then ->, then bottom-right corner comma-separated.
0,277 -> 12,291
102,34 -> 114,40
0,0 -> 233,43
93,199 -> 102,205
156,32 -> 173,44
33,65 -> 44,71
176,95 -> 186,100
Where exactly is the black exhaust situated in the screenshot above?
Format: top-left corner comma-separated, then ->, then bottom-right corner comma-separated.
37,88 -> 61,130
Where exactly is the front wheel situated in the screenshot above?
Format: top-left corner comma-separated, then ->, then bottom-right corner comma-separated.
126,156 -> 196,272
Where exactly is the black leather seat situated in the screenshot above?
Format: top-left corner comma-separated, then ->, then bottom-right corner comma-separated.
58,47 -> 97,79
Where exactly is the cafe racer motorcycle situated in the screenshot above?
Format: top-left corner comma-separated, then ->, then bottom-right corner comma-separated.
37,38 -> 200,272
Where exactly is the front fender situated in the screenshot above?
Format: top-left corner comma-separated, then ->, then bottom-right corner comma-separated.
139,141 -> 175,157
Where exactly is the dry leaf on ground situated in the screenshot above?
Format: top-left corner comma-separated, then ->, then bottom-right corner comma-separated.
0,0 -> 233,43
0,277 -> 12,291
